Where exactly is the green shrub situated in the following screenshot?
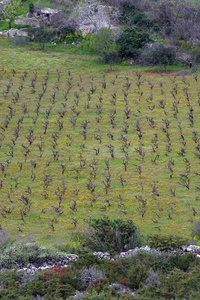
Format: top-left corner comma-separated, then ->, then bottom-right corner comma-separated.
52,283 -> 75,298
169,252 -> 196,272
116,26 -> 150,58
86,27 -> 117,55
27,27 -> 57,49
0,240 -> 59,268
119,1 -> 136,26
177,267 -> 200,299
65,30 -> 83,44
100,50 -> 119,70
162,267 -> 187,298
147,234 -> 188,251
141,42 -> 176,69
127,263 -> 148,289
132,250 -> 176,273
77,249 -> 101,267
0,268 -> 23,289
85,216 -> 141,254
23,274 -> 75,298
132,11 -> 153,28
138,284 -> 165,300
58,25 -> 76,42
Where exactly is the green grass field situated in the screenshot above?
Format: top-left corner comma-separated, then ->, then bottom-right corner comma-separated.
0,38 -> 199,245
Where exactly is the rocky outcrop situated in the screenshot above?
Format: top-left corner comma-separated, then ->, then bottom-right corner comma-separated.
80,5 -> 111,35
78,5 -> 120,36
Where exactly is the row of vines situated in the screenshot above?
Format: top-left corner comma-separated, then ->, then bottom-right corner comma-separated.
0,67 -> 200,238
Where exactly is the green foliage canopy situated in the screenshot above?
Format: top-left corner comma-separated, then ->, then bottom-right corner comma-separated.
86,27 -> 116,55
86,217 -> 141,254
117,26 -> 150,57
88,27 -> 117,55
142,42 -> 176,69
2,0 -> 22,29
84,27 -> 119,69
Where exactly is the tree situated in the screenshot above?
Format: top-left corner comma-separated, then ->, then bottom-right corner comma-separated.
73,0 -> 99,33
141,42 -> 176,71
87,27 -> 119,70
85,216 -> 141,254
89,27 -> 117,54
117,26 -> 150,58
147,0 -> 200,41
3,0 -> 21,30
101,50 -> 119,70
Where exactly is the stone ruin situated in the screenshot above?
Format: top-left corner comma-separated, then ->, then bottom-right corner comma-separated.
0,2 -> 120,38
15,7 -> 62,28
0,3 -> 63,37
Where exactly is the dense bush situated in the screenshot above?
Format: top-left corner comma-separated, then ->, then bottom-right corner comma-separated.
141,42 -> 176,69
0,273 -> 75,299
0,248 -> 200,299
100,50 -> 119,70
58,24 -> 76,42
127,263 -> 147,289
133,251 -> 176,273
147,233 -> 188,250
118,1 -> 154,29
85,216 -> 142,254
86,27 -> 117,54
27,27 -> 57,49
116,26 -> 150,58
118,1 -> 136,26
77,250 -> 101,267
132,10 -> 153,28
0,240 -> 59,268
169,252 -> 196,272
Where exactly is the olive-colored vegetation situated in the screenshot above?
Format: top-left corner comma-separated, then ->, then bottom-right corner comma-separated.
0,235 -> 200,299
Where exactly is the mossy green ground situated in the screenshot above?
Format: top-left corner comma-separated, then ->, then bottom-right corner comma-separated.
0,38 -> 199,245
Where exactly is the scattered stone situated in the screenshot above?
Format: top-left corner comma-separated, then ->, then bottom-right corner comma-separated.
185,245 -> 200,252
0,29 -> 28,37
93,251 -> 111,260
93,244 -> 200,261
